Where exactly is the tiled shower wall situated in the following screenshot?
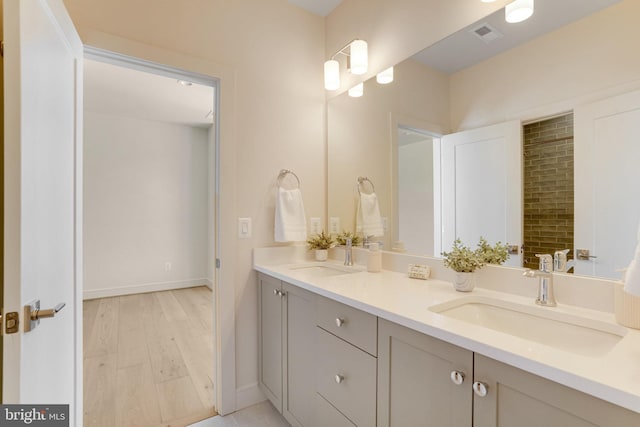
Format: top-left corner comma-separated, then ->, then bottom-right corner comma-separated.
523,114 -> 574,270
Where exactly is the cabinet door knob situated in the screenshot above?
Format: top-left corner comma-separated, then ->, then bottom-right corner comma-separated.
273,289 -> 284,297
335,317 -> 345,327
473,381 -> 489,397
334,374 -> 345,384
450,370 -> 465,386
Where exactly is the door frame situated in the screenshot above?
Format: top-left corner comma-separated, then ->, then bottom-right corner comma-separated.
83,45 -> 234,415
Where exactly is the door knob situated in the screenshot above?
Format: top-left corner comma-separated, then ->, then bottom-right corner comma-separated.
450,370 -> 465,385
24,300 -> 66,332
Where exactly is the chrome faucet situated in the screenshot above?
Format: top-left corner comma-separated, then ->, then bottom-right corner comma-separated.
522,254 -> 557,307
344,238 -> 353,266
553,249 -> 575,273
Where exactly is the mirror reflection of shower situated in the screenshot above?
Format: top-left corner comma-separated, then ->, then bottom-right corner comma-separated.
395,126 -> 442,256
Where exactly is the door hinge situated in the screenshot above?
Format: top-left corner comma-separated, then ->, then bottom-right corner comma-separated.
216,258 -> 221,269
5,311 -> 20,334
1,40 -> 4,57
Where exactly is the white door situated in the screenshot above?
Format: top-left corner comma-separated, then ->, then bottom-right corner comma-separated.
441,120 -> 522,266
3,0 -> 82,423
574,90 -> 640,279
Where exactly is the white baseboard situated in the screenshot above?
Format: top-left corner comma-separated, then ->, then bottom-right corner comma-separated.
235,382 -> 266,411
205,278 -> 214,290
83,278 -> 209,300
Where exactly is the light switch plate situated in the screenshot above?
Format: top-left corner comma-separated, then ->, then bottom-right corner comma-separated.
310,217 -> 321,234
238,217 -> 252,239
330,217 -> 341,234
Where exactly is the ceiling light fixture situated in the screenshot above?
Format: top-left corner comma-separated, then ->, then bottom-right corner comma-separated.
348,82 -> 364,98
505,0 -> 534,23
323,39 -> 368,91
376,67 -> 394,84
480,0 -> 496,2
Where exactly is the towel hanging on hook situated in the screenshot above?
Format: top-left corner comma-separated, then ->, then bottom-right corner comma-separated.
275,169 -> 306,242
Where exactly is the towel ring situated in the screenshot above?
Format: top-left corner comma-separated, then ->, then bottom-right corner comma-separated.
357,176 -> 375,195
277,169 -> 301,189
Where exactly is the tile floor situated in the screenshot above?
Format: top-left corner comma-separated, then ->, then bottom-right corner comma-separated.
189,401 -> 289,427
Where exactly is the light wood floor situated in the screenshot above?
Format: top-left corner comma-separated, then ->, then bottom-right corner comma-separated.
83,286 -> 216,427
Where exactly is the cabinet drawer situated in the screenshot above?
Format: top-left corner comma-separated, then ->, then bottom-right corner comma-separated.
316,393 -> 356,427
316,295 -> 377,355
316,327 -> 377,427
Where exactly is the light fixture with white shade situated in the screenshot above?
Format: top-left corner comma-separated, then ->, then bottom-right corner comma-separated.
349,40 -> 368,75
505,0 -> 534,23
348,82 -> 364,98
324,39 -> 369,91
324,59 -> 340,91
376,67 -> 394,84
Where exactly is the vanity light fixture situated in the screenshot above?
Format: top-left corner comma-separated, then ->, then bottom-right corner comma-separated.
324,60 -> 340,91
376,67 -> 394,84
505,0 -> 534,23
348,82 -> 364,98
323,39 -> 368,91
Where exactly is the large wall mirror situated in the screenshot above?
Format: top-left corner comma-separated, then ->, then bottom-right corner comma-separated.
328,0 -> 640,280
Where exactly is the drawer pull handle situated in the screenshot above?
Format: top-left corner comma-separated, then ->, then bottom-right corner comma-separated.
450,370 -> 465,386
473,381 -> 489,397
335,318 -> 345,327
334,374 -> 345,384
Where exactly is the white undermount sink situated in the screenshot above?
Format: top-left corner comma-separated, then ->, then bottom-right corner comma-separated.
287,263 -> 360,277
429,296 -> 627,357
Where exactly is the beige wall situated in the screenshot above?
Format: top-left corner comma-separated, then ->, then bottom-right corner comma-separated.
83,112 -> 210,299
328,58 -> 449,249
325,0 -> 509,97
64,0 -> 326,408
450,0 -> 640,131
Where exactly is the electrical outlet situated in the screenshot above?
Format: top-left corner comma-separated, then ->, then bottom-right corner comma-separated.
330,217 -> 341,234
165,262 -> 172,271
310,217 -> 321,234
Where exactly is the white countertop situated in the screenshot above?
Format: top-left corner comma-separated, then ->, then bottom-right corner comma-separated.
254,252 -> 640,414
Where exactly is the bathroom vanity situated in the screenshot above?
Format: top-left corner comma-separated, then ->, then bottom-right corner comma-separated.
255,247 -> 640,426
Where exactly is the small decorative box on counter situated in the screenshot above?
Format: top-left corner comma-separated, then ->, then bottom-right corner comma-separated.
407,264 -> 431,280
615,283 -> 640,330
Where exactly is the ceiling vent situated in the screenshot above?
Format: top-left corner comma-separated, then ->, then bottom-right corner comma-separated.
470,23 -> 503,44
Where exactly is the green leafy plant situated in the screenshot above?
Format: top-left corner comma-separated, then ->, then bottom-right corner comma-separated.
477,237 -> 510,265
442,238 -> 485,273
306,230 -> 334,250
335,230 -> 362,246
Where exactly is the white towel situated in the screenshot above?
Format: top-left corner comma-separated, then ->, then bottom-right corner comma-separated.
274,187 -> 307,242
623,220 -> 640,296
356,192 -> 384,237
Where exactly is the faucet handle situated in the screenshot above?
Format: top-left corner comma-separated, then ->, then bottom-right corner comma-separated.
535,254 -> 553,273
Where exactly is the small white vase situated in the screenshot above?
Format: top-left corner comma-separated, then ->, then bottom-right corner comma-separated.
454,272 -> 475,292
315,249 -> 328,261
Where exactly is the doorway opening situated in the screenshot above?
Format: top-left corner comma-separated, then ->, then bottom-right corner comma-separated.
81,50 -> 219,426
395,125 -> 442,256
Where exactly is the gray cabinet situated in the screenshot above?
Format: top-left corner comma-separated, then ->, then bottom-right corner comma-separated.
377,319 -> 473,427
378,319 -> 640,427
473,354 -> 640,427
258,273 -> 283,410
258,273 -> 316,427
